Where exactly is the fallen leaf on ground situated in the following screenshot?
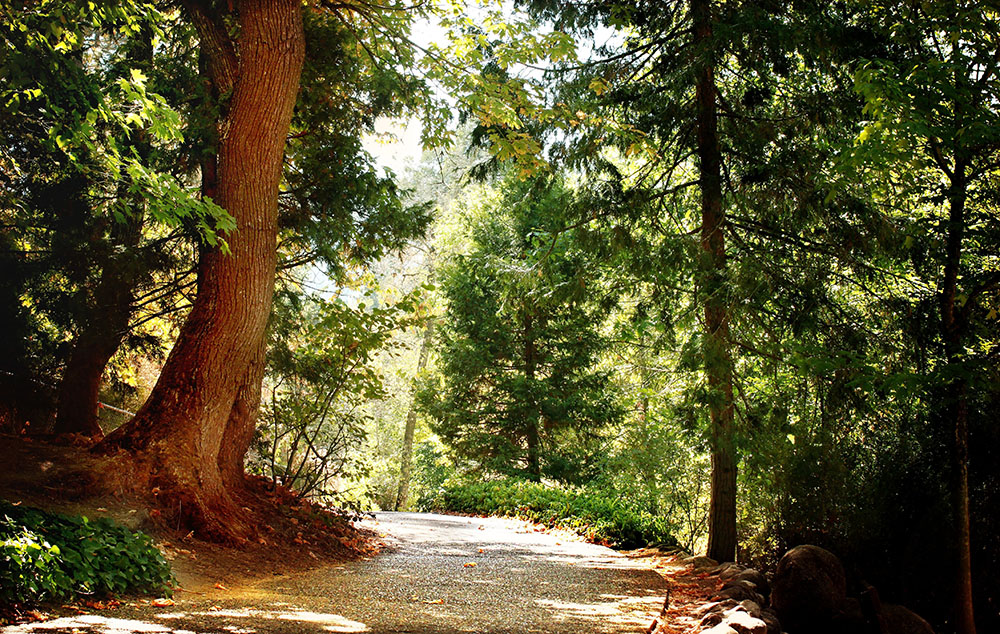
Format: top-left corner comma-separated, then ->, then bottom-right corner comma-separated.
463,562 -> 477,568
151,598 -> 175,607
214,583 -> 228,590
82,600 -> 107,610
422,599 -> 444,604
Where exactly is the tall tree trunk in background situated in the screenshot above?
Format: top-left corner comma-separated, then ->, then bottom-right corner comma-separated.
395,320 -> 434,510
692,0 -> 737,564
523,310 -> 541,481
940,160 -> 976,634
99,0 -> 305,543
53,214 -> 143,438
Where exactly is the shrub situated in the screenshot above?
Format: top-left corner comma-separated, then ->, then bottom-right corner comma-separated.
419,478 -> 678,549
1,501 -> 174,605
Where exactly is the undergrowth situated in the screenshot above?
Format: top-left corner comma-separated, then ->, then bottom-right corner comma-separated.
0,501 -> 173,606
419,478 -> 677,549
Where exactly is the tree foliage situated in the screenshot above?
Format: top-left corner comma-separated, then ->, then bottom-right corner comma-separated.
420,174 -> 622,482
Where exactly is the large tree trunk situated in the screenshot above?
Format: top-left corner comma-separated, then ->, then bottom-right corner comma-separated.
692,0 -> 737,564
940,161 -> 976,634
395,320 -> 434,510
99,0 -> 305,543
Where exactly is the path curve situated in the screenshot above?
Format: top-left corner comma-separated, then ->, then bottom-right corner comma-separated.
4,512 -> 667,634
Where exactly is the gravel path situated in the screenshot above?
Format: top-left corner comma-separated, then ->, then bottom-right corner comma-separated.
4,512 -> 667,634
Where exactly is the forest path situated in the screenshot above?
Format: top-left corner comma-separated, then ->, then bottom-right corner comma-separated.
4,512 -> 668,634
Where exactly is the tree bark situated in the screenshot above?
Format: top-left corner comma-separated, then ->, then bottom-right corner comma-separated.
524,310 -> 542,481
99,0 -> 305,543
940,161 -> 976,634
395,319 -> 434,510
692,0 -> 737,564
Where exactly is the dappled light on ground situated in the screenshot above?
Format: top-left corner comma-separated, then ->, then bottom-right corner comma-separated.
3,513 -> 667,633
3,607 -> 370,634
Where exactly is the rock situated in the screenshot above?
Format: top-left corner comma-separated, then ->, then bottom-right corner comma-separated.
686,555 -> 720,569
723,609 -> 769,634
703,624 -> 740,634
738,600 -> 763,619
829,597 -> 866,634
697,600 -> 740,617
714,562 -> 745,578
712,584 -> 765,605
882,604 -> 935,634
701,610 -> 727,629
770,545 -> 847,634
731,568 -> 770,597
723,579 -> 761,594
759,608 -> 781,634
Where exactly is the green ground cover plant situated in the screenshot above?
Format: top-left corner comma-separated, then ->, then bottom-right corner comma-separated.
0,501 -> 173,605
420,478 -> 677,549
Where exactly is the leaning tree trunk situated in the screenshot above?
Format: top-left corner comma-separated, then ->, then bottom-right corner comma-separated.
99,0 -> 305,543
692,0 -> 737,564
395,320 -> 434,510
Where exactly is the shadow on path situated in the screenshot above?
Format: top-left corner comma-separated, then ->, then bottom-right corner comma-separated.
3,512 -> 666,633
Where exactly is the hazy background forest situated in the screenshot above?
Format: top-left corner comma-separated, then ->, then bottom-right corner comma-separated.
1,1 -> 998,633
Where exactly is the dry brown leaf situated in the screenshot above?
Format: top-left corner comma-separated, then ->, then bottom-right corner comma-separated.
150,598 -> 175,607
214,583 -> 228,591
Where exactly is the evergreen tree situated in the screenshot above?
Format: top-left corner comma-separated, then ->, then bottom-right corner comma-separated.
421,175 -> 621,482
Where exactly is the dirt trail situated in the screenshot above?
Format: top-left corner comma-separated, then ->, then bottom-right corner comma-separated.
4,512 -> 686,634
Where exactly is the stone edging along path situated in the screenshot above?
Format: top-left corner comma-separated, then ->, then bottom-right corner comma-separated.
644,544 -> 936,634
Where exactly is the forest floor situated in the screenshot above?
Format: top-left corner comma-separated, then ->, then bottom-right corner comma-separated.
0,436 -> 721,633
0,435 -> 378,598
